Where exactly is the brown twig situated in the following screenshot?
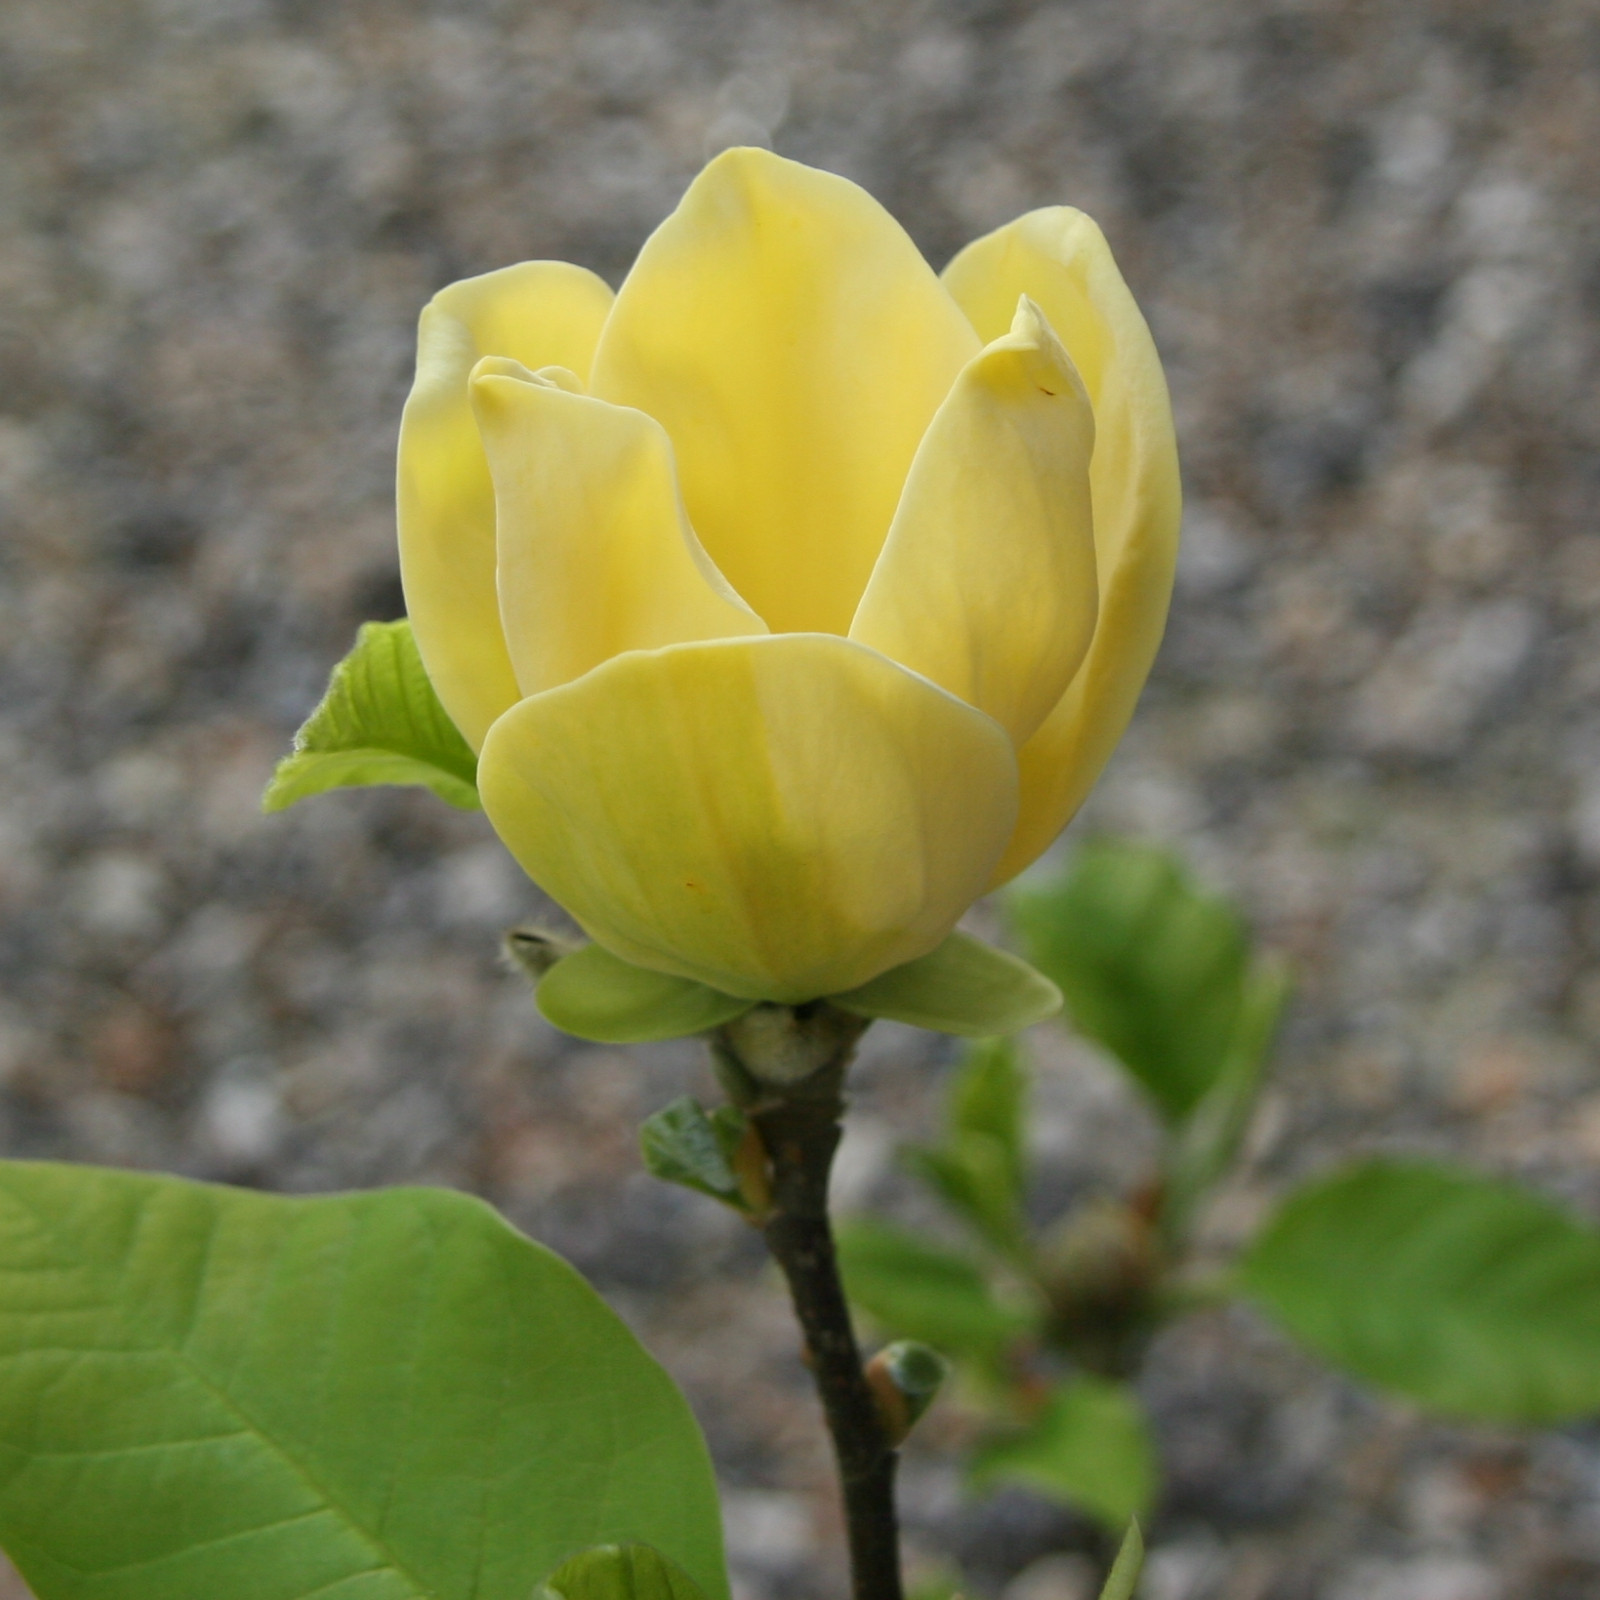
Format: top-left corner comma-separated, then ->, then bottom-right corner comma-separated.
713,1005 -> 901,1600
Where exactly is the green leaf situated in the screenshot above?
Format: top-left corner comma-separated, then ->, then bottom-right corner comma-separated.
0,1162 -> 728,1600
539,1544 -> 707,1600
947,1038 -> 1028,1214
904,1134 -> 1030,1266
1009,839 -> 1250,1122
836,1218 -> 1039,1361
970,1375 -> 1156,1531
1164,958 -> 1290,1236
1098,1521 -> 1144,1600
263,619 -> 481,812
538,944 -> 754,1043
640,1098 -> 745,1208
831,930 -> 1061,1037
1241,1160 -> 1600,1424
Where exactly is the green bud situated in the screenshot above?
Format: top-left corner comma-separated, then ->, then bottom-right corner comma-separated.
866,1339 -> 951,1445
504,925 -> 581,984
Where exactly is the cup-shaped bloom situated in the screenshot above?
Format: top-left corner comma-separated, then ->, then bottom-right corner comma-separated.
398,149 -> 1179,1004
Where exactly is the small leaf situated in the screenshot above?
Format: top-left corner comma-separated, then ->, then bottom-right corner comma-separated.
538,944 -> 754,1044
1098,1521 -> 1144,1600
641,1098 -> 744,1208
1241,1160 -> 1600,1424
1164,958 -> 1290,1236
1010,839 -> 1251,1122
0,1161 -> 728,1600
836,1218 -> 1040,1361
970,1375 -> 1156,1531
831,930 -> 1061,1037
904,1133 -> 1030,1266
263,618 -> 481,812
948,1038 -> 1028,1213
539,1544 -> 707,1600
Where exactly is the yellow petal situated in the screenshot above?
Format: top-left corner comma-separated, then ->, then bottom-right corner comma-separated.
943,209 -> 1181,881
477,636 -> 1019,1002
470,359 -> 764,698
589,148 -> 980,635
398,262 -> 615,749
850,297 -> 1097,747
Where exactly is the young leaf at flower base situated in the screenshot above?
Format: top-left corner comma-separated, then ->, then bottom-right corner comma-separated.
970,1374 -> 1156,1531
1098,1521 -> 1144,1600
836,1217 -> 1040,1363
263,618 -> 482,812
831,930 -> 1062,1037
640,1097 -> 747,1209
538,1544 -> 707,1600
1009,839 -> 1249,1123
1241,1160 -> 1600,1424
538,943 -> 754,1043
0,1161 -> 728,1600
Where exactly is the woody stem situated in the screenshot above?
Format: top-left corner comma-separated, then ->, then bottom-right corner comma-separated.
713,1006 -> 902,1600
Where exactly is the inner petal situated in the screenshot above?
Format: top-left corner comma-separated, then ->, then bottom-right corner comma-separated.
470,359 -> 763,698
589,147 -> 979,635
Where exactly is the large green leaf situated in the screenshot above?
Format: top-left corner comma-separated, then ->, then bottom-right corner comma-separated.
1009,839 -> 1250,1123
831,931 -> 1061,1037
970,1375 -> 1156,1531
263,619 -> 481,812
539,1544 -> 707,1600
1241,1160 -> 1600,1424
0,1162 -> 727,1600
836,1218 -> 1039,1362
538,945 -> 753,1043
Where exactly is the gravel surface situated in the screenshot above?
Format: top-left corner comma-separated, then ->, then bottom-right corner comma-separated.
2,1 -> 1599,1597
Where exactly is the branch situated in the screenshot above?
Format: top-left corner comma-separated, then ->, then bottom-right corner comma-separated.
714,1005 -> 901,1600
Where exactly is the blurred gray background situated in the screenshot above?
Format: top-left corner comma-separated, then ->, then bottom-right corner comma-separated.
2,1 -> 1598,1597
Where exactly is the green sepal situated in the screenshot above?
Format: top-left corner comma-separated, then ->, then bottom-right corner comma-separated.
263,618 -> 481,812
537,945 -> 754,1044
831,930 -> 1061,1037
970,1374 -> 1156,1532
1099,1521 -> 1145,1600
1241,1159 -> 1600,1424
537,1544 -> 708,1600
836,1218 -> 1040,1362
0,1161 -> 728,1600
640,1097 -> 750,1210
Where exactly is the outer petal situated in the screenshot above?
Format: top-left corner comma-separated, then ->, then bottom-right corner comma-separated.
477,635 -> 1019,1003
589,148 -> 980,635
398,262 -> 615,749
943,210 -> 1181,882
850,297 -> 1097,748
470,359 -> 764,699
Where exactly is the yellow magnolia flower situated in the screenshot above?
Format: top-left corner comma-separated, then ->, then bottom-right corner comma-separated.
398,148 -> 1179,1005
